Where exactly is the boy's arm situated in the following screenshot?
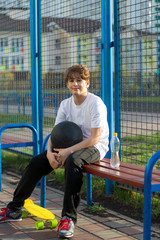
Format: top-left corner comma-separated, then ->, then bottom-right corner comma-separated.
46,136 -> 61,169
54,127 -> 101,167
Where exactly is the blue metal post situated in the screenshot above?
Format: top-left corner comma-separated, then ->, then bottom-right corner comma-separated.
86,173 -> 93,206
30,0 -> 44,206
30,0 -> 39,156
41,134 -> 51,208
114,0 -> 121,156
30,0 -> 43,154
101,0 -> 113,195
37,0 -> 43,154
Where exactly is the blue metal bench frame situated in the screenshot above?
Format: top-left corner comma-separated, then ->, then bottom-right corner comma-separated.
0,123 -> 38,191
143,151 -> 160,240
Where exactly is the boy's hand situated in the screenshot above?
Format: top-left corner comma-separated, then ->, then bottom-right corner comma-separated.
47,151 -> 61,169
53,148 -> 72,168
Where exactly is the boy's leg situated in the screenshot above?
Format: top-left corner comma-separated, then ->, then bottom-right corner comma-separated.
7,151 -> 53,211
62,146 -> 100,223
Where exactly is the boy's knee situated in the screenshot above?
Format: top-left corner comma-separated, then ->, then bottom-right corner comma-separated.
65,154 -> 74,168
65,154 -> 82,169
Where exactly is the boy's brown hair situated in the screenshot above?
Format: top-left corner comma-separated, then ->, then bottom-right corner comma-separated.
64,65 -> 90,83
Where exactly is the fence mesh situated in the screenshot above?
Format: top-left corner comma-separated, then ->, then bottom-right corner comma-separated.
0,1 -> 32,153
117,0 -> 160,168
41,0 -> 102,140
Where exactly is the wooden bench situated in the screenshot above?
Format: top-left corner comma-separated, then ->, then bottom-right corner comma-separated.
1,135 -> 32,149
83,154 -> 160,240
36,133 -> 160,240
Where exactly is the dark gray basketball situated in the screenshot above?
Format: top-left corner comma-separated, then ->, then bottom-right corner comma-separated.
51,121 -> 83,148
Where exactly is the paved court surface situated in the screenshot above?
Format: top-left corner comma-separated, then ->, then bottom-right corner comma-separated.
0,172 -> 160,240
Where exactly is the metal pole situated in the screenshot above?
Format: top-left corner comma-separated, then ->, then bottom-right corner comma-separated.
30,0 -> 43,155
101,0 -> 113,195
30,0 -> 44,206
114,0 -> 121,152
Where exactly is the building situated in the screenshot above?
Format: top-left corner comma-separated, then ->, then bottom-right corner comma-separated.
0,12 -> 101,88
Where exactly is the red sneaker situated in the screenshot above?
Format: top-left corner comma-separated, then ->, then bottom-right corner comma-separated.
57,216 -> 74,238
0,208 -> 22,223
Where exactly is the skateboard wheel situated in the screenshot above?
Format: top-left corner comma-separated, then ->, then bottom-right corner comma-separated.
22,210 -> 28,218
35,221 -> 44,230
50,219 -> 58,228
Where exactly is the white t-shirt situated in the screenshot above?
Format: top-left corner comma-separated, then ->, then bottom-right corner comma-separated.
55,92 -> 109,160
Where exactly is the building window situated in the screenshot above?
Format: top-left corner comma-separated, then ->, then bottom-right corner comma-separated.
81,38 -> 88,51
55,73 -> 61,85
0,38 -> 8,47
55,39 -> 61,50
81,55 -> 89,66
0,38 -> 8,52
11,38 -> 24,52
55,56 -> 61,65
0,57 -> 9,70
11,56 -> 24,71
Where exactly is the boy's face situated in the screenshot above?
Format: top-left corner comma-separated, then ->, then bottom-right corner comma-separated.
67,72 -> 90,96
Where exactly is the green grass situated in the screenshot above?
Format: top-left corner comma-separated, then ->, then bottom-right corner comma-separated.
87,204 -> 106,213
121,96 -> 160,102
121,132 -> 160,168
0,113 -> 32,126
47,168 -> 65,183
113,184 -> 160,219
1,150 -> 31,172
0,113 -> 55,128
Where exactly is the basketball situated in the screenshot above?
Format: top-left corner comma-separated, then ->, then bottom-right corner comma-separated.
51,121 -> 83,149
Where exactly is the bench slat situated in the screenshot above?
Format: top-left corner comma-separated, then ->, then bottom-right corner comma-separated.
101,158 -> 160,175
92,160 -> 160,181
83,164 -> 145,189
1,136 -> 30,144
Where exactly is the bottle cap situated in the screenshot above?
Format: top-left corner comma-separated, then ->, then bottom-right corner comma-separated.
113,133 -> 117,137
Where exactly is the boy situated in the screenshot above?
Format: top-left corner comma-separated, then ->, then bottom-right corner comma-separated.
0,65 -> 109,238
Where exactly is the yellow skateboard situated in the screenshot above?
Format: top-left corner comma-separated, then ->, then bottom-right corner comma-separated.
22,199 -> 58,230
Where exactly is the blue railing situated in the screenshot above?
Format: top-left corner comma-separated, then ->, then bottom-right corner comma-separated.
23,93 -> 32,115
143,151 -> 160,240
6,93 -> 20,114
0,123 -> 38,191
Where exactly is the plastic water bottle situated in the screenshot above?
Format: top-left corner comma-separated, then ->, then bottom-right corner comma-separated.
110,133 -> 120,168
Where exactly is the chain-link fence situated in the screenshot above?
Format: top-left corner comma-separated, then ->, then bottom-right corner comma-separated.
0,1 -> 32,154
115,0 -> 160,168
41,0 -> 102,140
